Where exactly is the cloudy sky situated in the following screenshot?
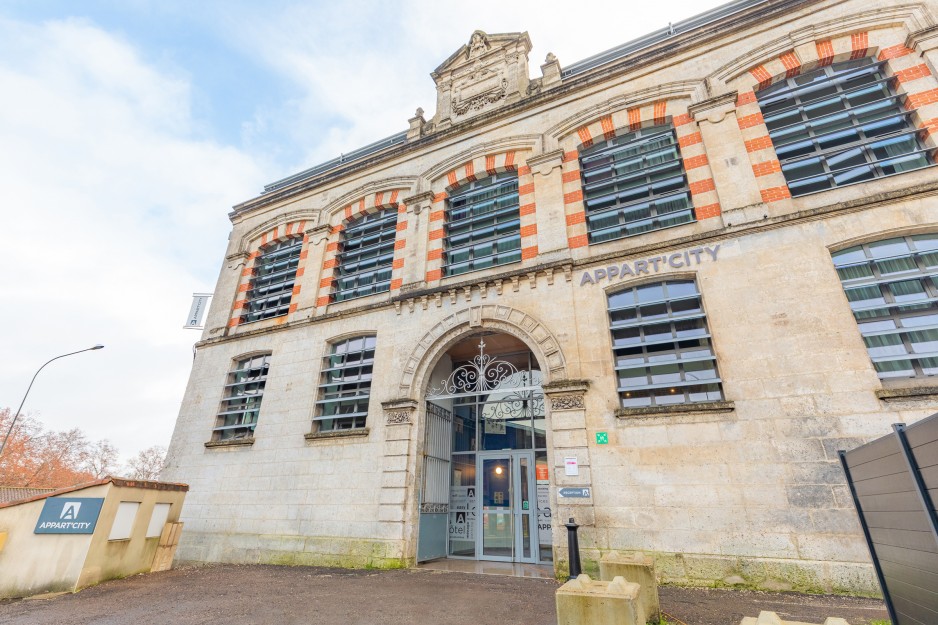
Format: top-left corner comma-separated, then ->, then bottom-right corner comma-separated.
0,0 -> 727,461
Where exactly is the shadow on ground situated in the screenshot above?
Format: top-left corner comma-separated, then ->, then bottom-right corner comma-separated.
0,565 -> 889,625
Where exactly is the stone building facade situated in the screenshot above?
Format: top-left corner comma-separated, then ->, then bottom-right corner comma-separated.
163,0 -> 938,593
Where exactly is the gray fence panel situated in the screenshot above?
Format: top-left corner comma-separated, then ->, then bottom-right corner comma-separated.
904,418 -> 938,453
843,412 -> 938,625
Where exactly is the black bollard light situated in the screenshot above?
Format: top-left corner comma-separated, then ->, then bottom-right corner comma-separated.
565,517 -> 582,578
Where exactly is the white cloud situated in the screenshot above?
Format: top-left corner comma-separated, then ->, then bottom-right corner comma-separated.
221,0 -> 728,174
0,17 -> 271,461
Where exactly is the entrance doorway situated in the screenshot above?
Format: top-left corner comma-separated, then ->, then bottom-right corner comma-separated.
417,333 -> 552,565
477,451 -> 535,562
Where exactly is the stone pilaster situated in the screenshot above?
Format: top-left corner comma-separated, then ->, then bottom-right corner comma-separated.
526,150 -> 569,261
544,380 -> 594,528
292,224 -> 330,318
401,192 -> 433,290
377,398 -> 419,556
689,92 -> 765,226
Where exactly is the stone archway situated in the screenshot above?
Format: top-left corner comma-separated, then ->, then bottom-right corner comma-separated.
376,304 -> 595,571
397,304 -> 568,401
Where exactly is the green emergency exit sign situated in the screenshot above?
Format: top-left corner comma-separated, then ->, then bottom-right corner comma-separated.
596,432 -> 608,444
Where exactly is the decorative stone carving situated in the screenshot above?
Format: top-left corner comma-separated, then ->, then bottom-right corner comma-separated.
543,379 -> 590,411
550,394 -> 585,411
382,398 -> 418,426
386,411 -> 412,425
452,78 -> 508,115
430,30 -> 532,127
468,31 -> 489,58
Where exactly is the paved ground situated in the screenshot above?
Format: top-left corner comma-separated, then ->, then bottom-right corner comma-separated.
0,565 -> 889,625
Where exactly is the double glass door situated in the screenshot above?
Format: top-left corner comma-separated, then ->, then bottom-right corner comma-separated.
478,451 -> 537,562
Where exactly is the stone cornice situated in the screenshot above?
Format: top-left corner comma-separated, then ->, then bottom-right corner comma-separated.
616,400 -> 735,419
304,428 -> 371,441
876,386 -> 938,401
204,438 -> 255,449
542,379 -> 591,395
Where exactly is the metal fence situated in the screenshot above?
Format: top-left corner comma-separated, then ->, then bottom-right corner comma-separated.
839,411 -> 938,625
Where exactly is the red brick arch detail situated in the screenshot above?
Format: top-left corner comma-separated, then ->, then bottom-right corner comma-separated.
317,189 -> 410,307
228,221 -> 309,328
440,151 -> 521,192
731,32 -> 935,203
565,102 -> 679,154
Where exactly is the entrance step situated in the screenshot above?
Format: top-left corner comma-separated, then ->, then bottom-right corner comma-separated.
416,558 -> 555,579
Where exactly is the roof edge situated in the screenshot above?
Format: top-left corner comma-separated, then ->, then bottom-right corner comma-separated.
0,476 -> 189,510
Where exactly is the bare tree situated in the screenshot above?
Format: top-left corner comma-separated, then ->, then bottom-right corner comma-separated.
83,439 -> 120,478
125,445 -> 167,480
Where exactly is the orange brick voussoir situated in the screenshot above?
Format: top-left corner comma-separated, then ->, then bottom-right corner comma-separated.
760,185 -> 792,202
689,178 -> 716,195
752,159 -> 782,177
568,234 -> 589,249
564,190 -> 584,204
521,246 -> 539,260
737,112 -> 765,130
907,88 -> 938,109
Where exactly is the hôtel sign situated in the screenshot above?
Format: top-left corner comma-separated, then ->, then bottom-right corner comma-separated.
580,244 -> 721,287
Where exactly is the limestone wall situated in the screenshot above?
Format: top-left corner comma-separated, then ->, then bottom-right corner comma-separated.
164,0 -> 938,591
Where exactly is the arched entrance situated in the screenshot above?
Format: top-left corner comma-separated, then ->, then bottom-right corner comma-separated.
416,331 -> 553,564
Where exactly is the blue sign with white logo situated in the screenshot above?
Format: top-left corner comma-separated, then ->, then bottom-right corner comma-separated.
34,497 -> 105,534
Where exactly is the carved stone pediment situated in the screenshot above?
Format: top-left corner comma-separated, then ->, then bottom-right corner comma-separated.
431,30 -> 532,128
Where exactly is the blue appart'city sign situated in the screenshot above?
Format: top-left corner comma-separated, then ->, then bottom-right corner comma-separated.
34,497 -> 105,534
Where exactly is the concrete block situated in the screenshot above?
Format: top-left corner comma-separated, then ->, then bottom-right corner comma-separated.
739,612 -> 849,625
599,553 -> 659,623
556,575 -> 644,625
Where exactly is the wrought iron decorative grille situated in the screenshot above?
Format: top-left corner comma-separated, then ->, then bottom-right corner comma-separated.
427,339 -> 537,398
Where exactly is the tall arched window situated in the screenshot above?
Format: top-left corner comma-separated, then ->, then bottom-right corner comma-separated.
445,173 -> 521,276
757,57 -> 933,196
333,208 -> 398,302
607,279 -> 723,407
832,234 -> 938,379
242,236 -> 303,323
213,353 -> 271,440
315,335 -> 376,431
579,124 -> 693,244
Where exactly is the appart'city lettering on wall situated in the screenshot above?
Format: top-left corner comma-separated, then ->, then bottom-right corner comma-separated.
580,244 -> 721,287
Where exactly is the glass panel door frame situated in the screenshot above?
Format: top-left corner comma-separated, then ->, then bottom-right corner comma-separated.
475,450 -> 538,563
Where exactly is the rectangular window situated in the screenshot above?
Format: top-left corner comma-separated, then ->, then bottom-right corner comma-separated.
146,503 -> 172,538
444,173 -> 521,276
213,354 -> 270,440
607,280 -> 723,407
109,501 -> 141,541
757,58 -> 933,197
832,234 -> 938,379
579,125 -> 694,245
242,237 -> 303,323
333,208 -> 398,302
315,336 -> 376,431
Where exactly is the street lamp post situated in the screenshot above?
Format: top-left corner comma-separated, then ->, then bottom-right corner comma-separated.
0,345 -> 104,459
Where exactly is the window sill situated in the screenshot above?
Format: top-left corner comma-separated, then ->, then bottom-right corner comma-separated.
876,386 -> 938,402
204,438 -> 255,449
615,400 -> 735,420
304,427 -> 370,442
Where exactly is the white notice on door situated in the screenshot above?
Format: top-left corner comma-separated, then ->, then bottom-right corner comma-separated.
564,457 -> 579,476
536,482 -> 551,533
